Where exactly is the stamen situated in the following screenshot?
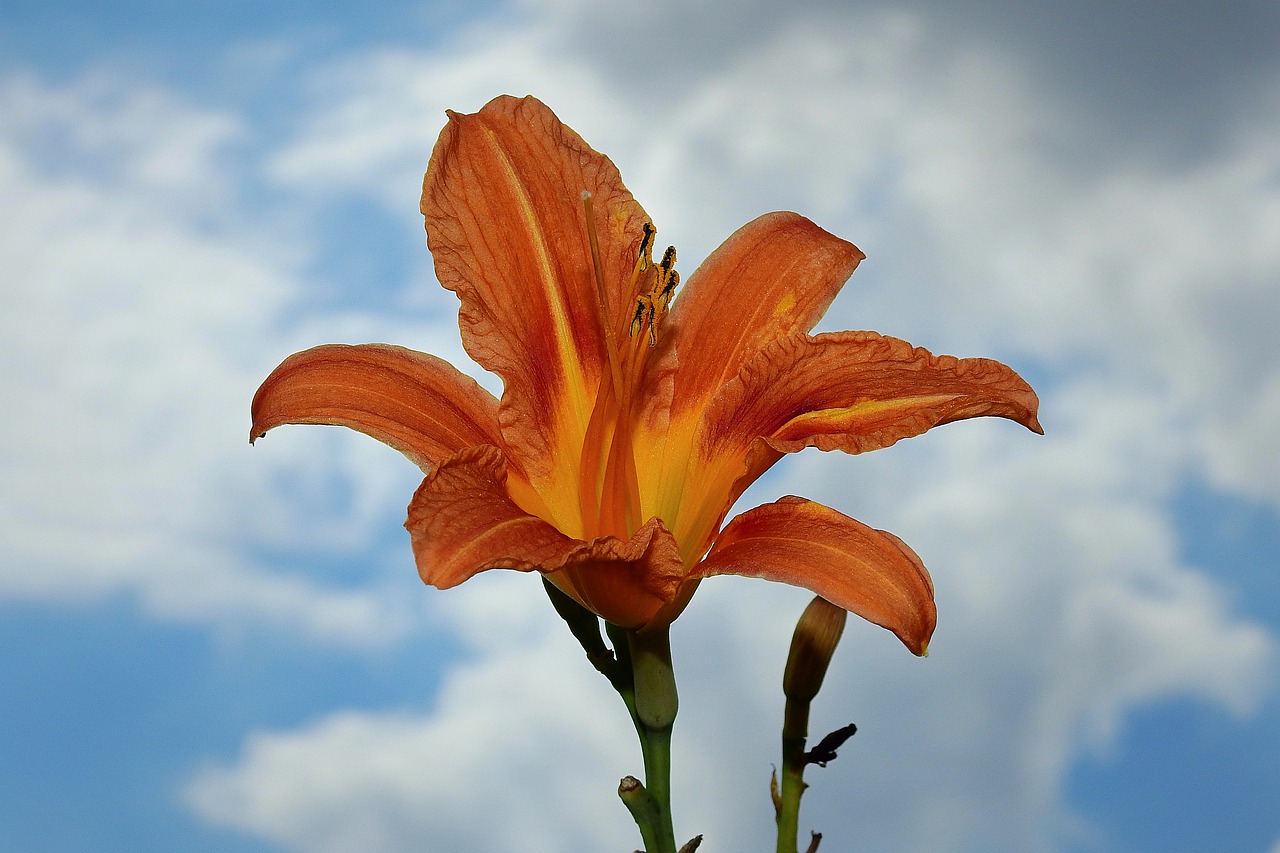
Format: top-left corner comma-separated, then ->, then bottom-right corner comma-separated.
628,234 -> 680,347
630,294 -> 659,346
630,298 -> 649,339
637,223 -> 657,271
658,269 -> 678,312
578,190 -> 642,538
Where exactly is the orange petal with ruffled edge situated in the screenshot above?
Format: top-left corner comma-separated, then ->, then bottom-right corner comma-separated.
697,497 -> 936,655
250,343 -> 503,473
421,95 -> 652,526
752,332 -> 1043,454
674,330 -> 1043,549
636,213 -> 864,520
659,212 -> 863,416
406,445 -> 684,628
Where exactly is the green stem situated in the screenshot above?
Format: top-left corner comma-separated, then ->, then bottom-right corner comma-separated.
619,775 -> 666,853
546,594 -> 681,851
619,625 -> 679,853
776,698 -> 810,853
628,626 -> 679,731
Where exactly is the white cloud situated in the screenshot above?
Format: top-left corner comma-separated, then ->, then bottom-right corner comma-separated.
185,506 -> 1272,852
0,71 -> 431,645
184,572 -> 642,853
268,19 -> 627,211
695,390 -> 1273,851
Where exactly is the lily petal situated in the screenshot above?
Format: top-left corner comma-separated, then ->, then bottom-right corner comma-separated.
550,515 -> 686,630
250,343 -> 503,472
638,212 -> 863,521
406,445 -> 685,628
421,95 -> 651,512
660,212 -> 864,416
726,331 -> 1042,454
697,497 -> 936,655
406,445 -> 575,586
676,330 -> 1042,551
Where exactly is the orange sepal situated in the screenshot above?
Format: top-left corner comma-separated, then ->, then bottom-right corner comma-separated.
250,343 -> 503,473
547,514 -> 686,630
406,445 -> 684,628
697,497 -> 936,655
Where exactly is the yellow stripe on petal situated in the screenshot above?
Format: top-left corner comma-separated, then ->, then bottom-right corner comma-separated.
476,121 -> 592,431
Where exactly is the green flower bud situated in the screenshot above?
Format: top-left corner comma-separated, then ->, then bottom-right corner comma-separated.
783,596 -> 847,704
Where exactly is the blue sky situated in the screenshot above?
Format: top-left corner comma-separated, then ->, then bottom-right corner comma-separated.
2,1 -> 1278,851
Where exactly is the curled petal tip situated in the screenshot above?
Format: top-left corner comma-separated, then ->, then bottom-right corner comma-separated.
699,497 -> 937,656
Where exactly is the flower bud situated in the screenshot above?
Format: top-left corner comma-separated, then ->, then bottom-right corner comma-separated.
783,596 -> 847,704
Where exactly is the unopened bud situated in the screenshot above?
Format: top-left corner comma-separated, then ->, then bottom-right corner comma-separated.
783,596 -> 847,704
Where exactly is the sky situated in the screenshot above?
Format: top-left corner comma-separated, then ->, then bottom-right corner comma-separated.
2,1 -> 1278,851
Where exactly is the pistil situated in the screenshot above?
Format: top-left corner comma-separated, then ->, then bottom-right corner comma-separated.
581,191 -> 627,402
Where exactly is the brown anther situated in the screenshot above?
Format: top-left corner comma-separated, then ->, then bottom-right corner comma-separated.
628,226 -> 679,347
659,245 -> 676,273
659,269 -> 679,311
630,297 -> 650,339
637,222 -> 656,271
630,294 -> 660,346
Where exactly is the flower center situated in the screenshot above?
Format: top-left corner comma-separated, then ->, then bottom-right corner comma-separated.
576,191 -> 680,540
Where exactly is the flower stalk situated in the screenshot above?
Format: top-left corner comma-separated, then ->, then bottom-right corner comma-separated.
551,587 -> 680,853
614,623 -> 680,853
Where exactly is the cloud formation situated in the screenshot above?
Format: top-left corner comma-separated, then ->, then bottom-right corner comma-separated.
0,72 -> 424,645
184,572 -> 641,852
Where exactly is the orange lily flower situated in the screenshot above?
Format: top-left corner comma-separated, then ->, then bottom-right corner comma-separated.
251,95 -> 1041,654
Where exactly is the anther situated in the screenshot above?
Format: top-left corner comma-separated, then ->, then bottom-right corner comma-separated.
659,245 -> 676,273
658,269 -> 678,311
630,299 -> 645,333
627,226 -> 680,347
637,223 -> 657,271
